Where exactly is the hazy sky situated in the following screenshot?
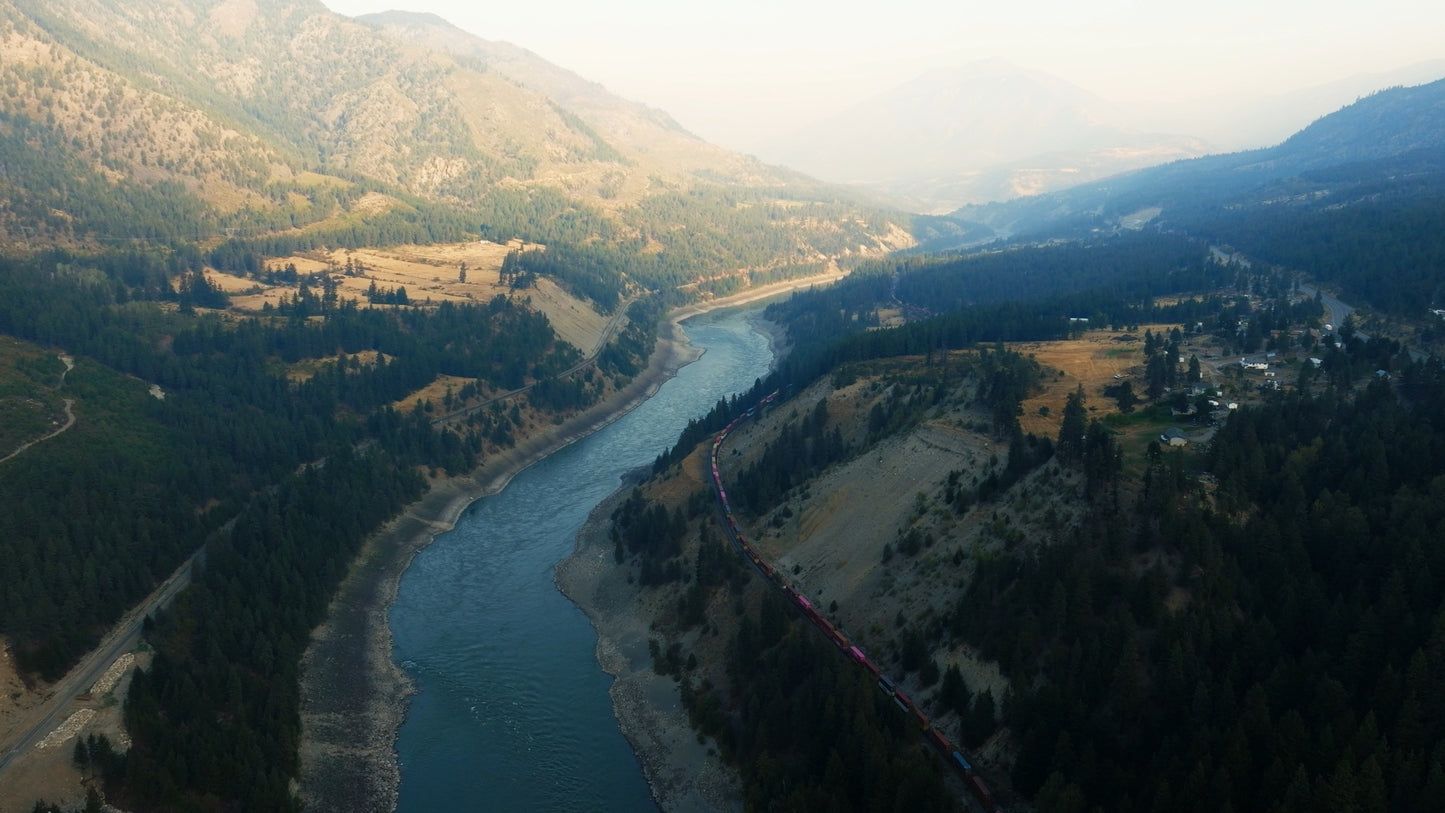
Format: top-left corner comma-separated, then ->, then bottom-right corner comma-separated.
322,0 -> 1445,151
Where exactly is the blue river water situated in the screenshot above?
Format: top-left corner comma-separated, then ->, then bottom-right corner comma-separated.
391,306 -> 775,811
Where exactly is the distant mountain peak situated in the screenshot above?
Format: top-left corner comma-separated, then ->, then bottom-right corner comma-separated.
942,76 -> 1445,241
754,60 -> 1206,209
356,9 -> 455,27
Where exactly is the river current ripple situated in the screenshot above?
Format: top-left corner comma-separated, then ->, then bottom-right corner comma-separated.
391,307 -> 774,811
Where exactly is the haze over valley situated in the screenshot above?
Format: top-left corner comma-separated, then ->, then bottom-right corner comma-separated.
1,1 -> 1444,812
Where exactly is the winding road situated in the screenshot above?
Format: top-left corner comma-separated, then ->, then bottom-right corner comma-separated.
0,355 -> 76,466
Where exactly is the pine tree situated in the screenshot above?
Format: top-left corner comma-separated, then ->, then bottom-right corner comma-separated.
1058,385 -> 1087,464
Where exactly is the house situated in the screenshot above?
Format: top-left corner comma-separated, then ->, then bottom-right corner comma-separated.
1161,427 -> 1189,447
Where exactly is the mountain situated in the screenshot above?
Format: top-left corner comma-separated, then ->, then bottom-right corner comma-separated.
941,77 -> 1445,244
0,0 -> 903,272
754,60 -> 1211,211
356,10 -> 763,182
1137,59 -> 1445,151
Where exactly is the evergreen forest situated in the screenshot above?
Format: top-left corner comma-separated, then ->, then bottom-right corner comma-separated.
620,221 -> 1445,811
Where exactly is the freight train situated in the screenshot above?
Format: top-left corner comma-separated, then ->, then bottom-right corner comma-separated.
708,391 -> 1003,812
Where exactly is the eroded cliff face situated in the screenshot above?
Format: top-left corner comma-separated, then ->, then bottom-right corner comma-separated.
582,351 -> 1087,806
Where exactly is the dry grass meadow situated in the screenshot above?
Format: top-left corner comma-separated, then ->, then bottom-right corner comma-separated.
212,241 -> 611,356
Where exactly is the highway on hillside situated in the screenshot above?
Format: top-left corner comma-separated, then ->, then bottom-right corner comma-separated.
2,292 -> 632,781
0,555 -> 196,780
1297,283 -> 1356,332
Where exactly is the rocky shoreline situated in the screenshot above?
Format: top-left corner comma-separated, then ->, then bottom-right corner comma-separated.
296,316 -> 702,813
555,481 -> 744,813
296,274 -> 817,813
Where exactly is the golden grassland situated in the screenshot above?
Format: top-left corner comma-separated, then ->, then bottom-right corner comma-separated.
1011,325 -> 1181,438
212,240 -> 611,357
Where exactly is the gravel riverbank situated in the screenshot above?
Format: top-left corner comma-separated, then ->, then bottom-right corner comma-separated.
296,317 -> 701,813
297,272 -> 825,812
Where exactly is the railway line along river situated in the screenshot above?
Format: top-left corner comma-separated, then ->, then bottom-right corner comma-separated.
390,305 -> 775,811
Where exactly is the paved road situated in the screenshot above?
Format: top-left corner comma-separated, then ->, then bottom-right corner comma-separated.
1297,283 -> 1355,331
0,555 -> 195,778
2,305 -> 629,775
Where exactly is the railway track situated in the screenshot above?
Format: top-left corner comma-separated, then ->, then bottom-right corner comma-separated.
707,391 -> 1003,812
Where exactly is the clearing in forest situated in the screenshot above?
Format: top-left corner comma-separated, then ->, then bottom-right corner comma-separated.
1011,325 -> 1181,438
212,241 -> 611,355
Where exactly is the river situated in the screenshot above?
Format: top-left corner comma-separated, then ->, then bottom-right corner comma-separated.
389,306 -> 775,811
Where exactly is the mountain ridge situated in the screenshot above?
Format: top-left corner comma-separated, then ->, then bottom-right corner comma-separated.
755,59 -> 1212,210
937,76 -> 1445,243
0,0 -> 904,272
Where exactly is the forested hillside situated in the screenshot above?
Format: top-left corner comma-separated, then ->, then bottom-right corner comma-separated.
937,79 -> 1445,323
0,242 -> 656,808
613,217 -> 1445,810
964,353 -> 1445,811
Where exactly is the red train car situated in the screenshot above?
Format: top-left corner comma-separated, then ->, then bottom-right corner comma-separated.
967,776 -> 994,810
909,703 -> 931,731
927,728 -> 952,756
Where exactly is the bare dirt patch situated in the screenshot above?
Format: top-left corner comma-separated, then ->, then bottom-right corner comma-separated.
0,643 -> 43,744
0,645 -> 144,813
697,360 -> 1081,761
570,352 -> 1096,808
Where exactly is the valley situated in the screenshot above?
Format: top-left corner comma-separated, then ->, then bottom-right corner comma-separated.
0,0 -> 1442,811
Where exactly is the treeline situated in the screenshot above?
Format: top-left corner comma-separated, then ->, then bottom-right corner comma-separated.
609,487 -> 690,586
597,297 -> 663,379
730,398 -> 848,515
892,233 -> 1214,313
201,181 -> 890,312
653,294 -> 1072,475
507,244 -> 628,313
682,593 -> 961,811
111,447 -> 426,810
1188,155 -> 1445,315
205,203 -> 479,275
955,351 -> 1445,810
